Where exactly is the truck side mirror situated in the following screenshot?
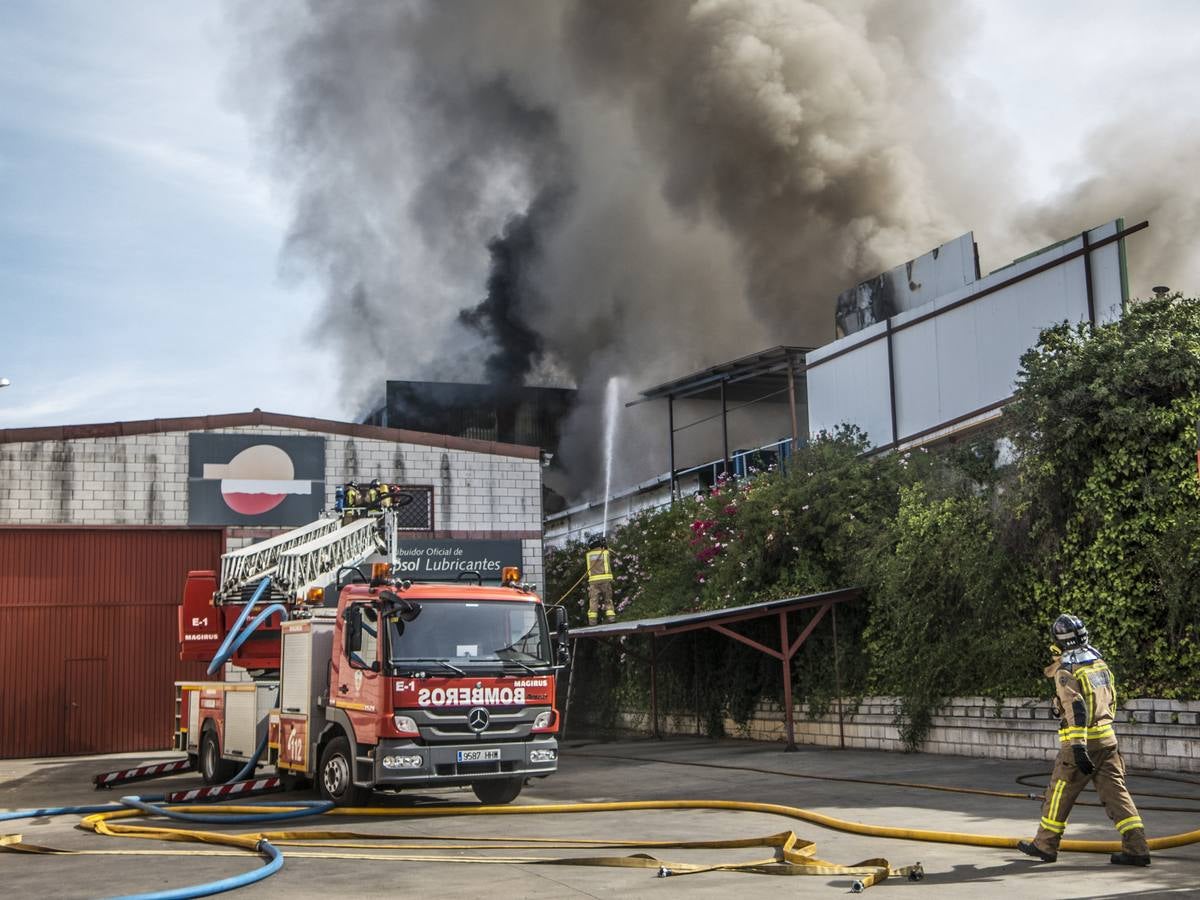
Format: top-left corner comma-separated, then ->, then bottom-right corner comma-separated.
380,590 -> 421,622
343,606 -> 363,658
551,607 -> 570,665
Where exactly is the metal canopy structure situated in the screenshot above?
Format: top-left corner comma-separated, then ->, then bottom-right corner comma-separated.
567,587 -> 860,750
630,345 -> 811,498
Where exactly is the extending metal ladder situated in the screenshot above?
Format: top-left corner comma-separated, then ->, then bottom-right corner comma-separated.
218,518 -> 340,594
275,518 -> 382,596
218,516 -> 385,599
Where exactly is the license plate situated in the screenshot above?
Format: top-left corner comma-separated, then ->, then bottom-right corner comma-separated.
457,748 -> 500,763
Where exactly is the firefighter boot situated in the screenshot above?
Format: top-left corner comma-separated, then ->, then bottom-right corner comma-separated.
1111,828 -> 1150,867
605,609 -> 616,621
587,610 -> 598,625
1016,841 -> 1057,863
1110,851 -> 1151,867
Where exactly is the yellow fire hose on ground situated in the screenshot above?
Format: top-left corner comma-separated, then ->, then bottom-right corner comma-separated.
570,748 -> 1200,814
5,758 -> 1200,896
4,791 -> 1200,895
9,800 -> 931,893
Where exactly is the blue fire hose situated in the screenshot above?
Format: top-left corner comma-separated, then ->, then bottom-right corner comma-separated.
101,797 -> 329,900
105,839 -> 283,900
227,723 -> 271,785
116,796 -> 333,826
207,604 -> 290,676
0,799 -> 157,823
5,581 -> 314,896
3,794 -> 329,900
206,578 -> 275,675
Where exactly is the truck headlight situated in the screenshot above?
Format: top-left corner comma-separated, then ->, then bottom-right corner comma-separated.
532,711 -> 553,730
382,754 -> 423,770
529,749 -> 557,763
393,715 -> 418,735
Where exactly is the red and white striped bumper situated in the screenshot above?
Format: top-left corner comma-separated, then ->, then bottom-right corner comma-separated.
165,777 -> 282,803
93,759 -> 194,789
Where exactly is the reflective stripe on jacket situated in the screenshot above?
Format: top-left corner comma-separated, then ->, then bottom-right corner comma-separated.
586,549 -> 613,582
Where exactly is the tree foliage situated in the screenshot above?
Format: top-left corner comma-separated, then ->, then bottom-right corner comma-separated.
1006,294 -> 1200,696
861,484 -> 1040,747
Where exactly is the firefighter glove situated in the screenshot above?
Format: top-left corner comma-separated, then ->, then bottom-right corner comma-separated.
1072,744 -> 1095,775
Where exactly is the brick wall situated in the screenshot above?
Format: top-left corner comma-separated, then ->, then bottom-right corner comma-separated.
615,695 -> 1200,772
0,423 -> 544,589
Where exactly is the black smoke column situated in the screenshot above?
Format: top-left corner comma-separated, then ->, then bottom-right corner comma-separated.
459,188 -> 566,386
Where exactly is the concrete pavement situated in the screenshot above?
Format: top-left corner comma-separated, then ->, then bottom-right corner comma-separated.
2,737 -> 1198,898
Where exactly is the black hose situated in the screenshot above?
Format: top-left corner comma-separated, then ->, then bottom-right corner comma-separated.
565,750 -> 1200,813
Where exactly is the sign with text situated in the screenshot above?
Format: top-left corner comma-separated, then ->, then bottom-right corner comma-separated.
392,539 -> 522,582
394,676 -> 553,708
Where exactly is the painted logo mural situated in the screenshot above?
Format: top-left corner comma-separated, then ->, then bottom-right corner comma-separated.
188,433 -> 326,526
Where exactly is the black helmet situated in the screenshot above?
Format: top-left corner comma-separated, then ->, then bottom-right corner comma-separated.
587,533 -> 606,549
1052,614 -> 1089,651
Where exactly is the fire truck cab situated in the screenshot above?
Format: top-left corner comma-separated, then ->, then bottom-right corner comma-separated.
294,577 -> 563,805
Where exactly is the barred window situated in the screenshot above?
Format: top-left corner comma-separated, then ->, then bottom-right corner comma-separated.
387,486 -> 433,530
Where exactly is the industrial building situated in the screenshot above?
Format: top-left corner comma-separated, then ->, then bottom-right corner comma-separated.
0,410 -> 543,759
363,381 -> 574,460
363,380 -> 576,513
546,217 -> 1143,547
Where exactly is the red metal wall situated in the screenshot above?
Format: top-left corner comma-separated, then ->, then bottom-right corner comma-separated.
0,528 -> 223,758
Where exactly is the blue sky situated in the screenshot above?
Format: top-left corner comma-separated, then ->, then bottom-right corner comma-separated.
1,1 -> 1198,429
0,2 -> 336,427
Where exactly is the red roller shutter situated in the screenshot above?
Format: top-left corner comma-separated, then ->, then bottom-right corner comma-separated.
0,528 -> 223,758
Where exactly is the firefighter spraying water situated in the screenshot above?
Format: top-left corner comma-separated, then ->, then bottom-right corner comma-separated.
584,533 -> 616,625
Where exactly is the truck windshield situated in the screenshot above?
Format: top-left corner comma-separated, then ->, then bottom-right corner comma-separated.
386,600 -> 552,669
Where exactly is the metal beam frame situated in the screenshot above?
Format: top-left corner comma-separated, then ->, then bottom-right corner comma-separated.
641,346 -> 809,498
632,346 -> 811,405
569,590 -> 856,751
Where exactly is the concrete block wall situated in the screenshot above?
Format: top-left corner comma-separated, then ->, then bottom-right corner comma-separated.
0,421 -> 545,590
0,434 -> 188,526
615,695 -> 1200,773
213,425 -> 543,533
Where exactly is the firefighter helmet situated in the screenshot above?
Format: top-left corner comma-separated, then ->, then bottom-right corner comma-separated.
1052,614 -> 1089,651
587,533 -> 607,549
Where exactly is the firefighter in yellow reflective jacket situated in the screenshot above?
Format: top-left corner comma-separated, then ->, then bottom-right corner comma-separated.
1018,614 -> 1150,867
585,534 -> 616,625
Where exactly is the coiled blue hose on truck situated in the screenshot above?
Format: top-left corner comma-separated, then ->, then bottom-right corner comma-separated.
206,577 -> 280,675
205,603 -> 290,676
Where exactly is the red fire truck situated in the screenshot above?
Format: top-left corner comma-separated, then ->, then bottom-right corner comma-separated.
176,509 -> 567,806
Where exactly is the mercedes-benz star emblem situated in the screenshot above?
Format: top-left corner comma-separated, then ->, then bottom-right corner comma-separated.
467,707 -> 490,733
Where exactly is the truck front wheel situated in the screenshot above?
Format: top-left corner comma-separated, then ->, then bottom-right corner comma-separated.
472,777 -> 523,805
199,726 -> 240,785
317,736 -> 370,807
